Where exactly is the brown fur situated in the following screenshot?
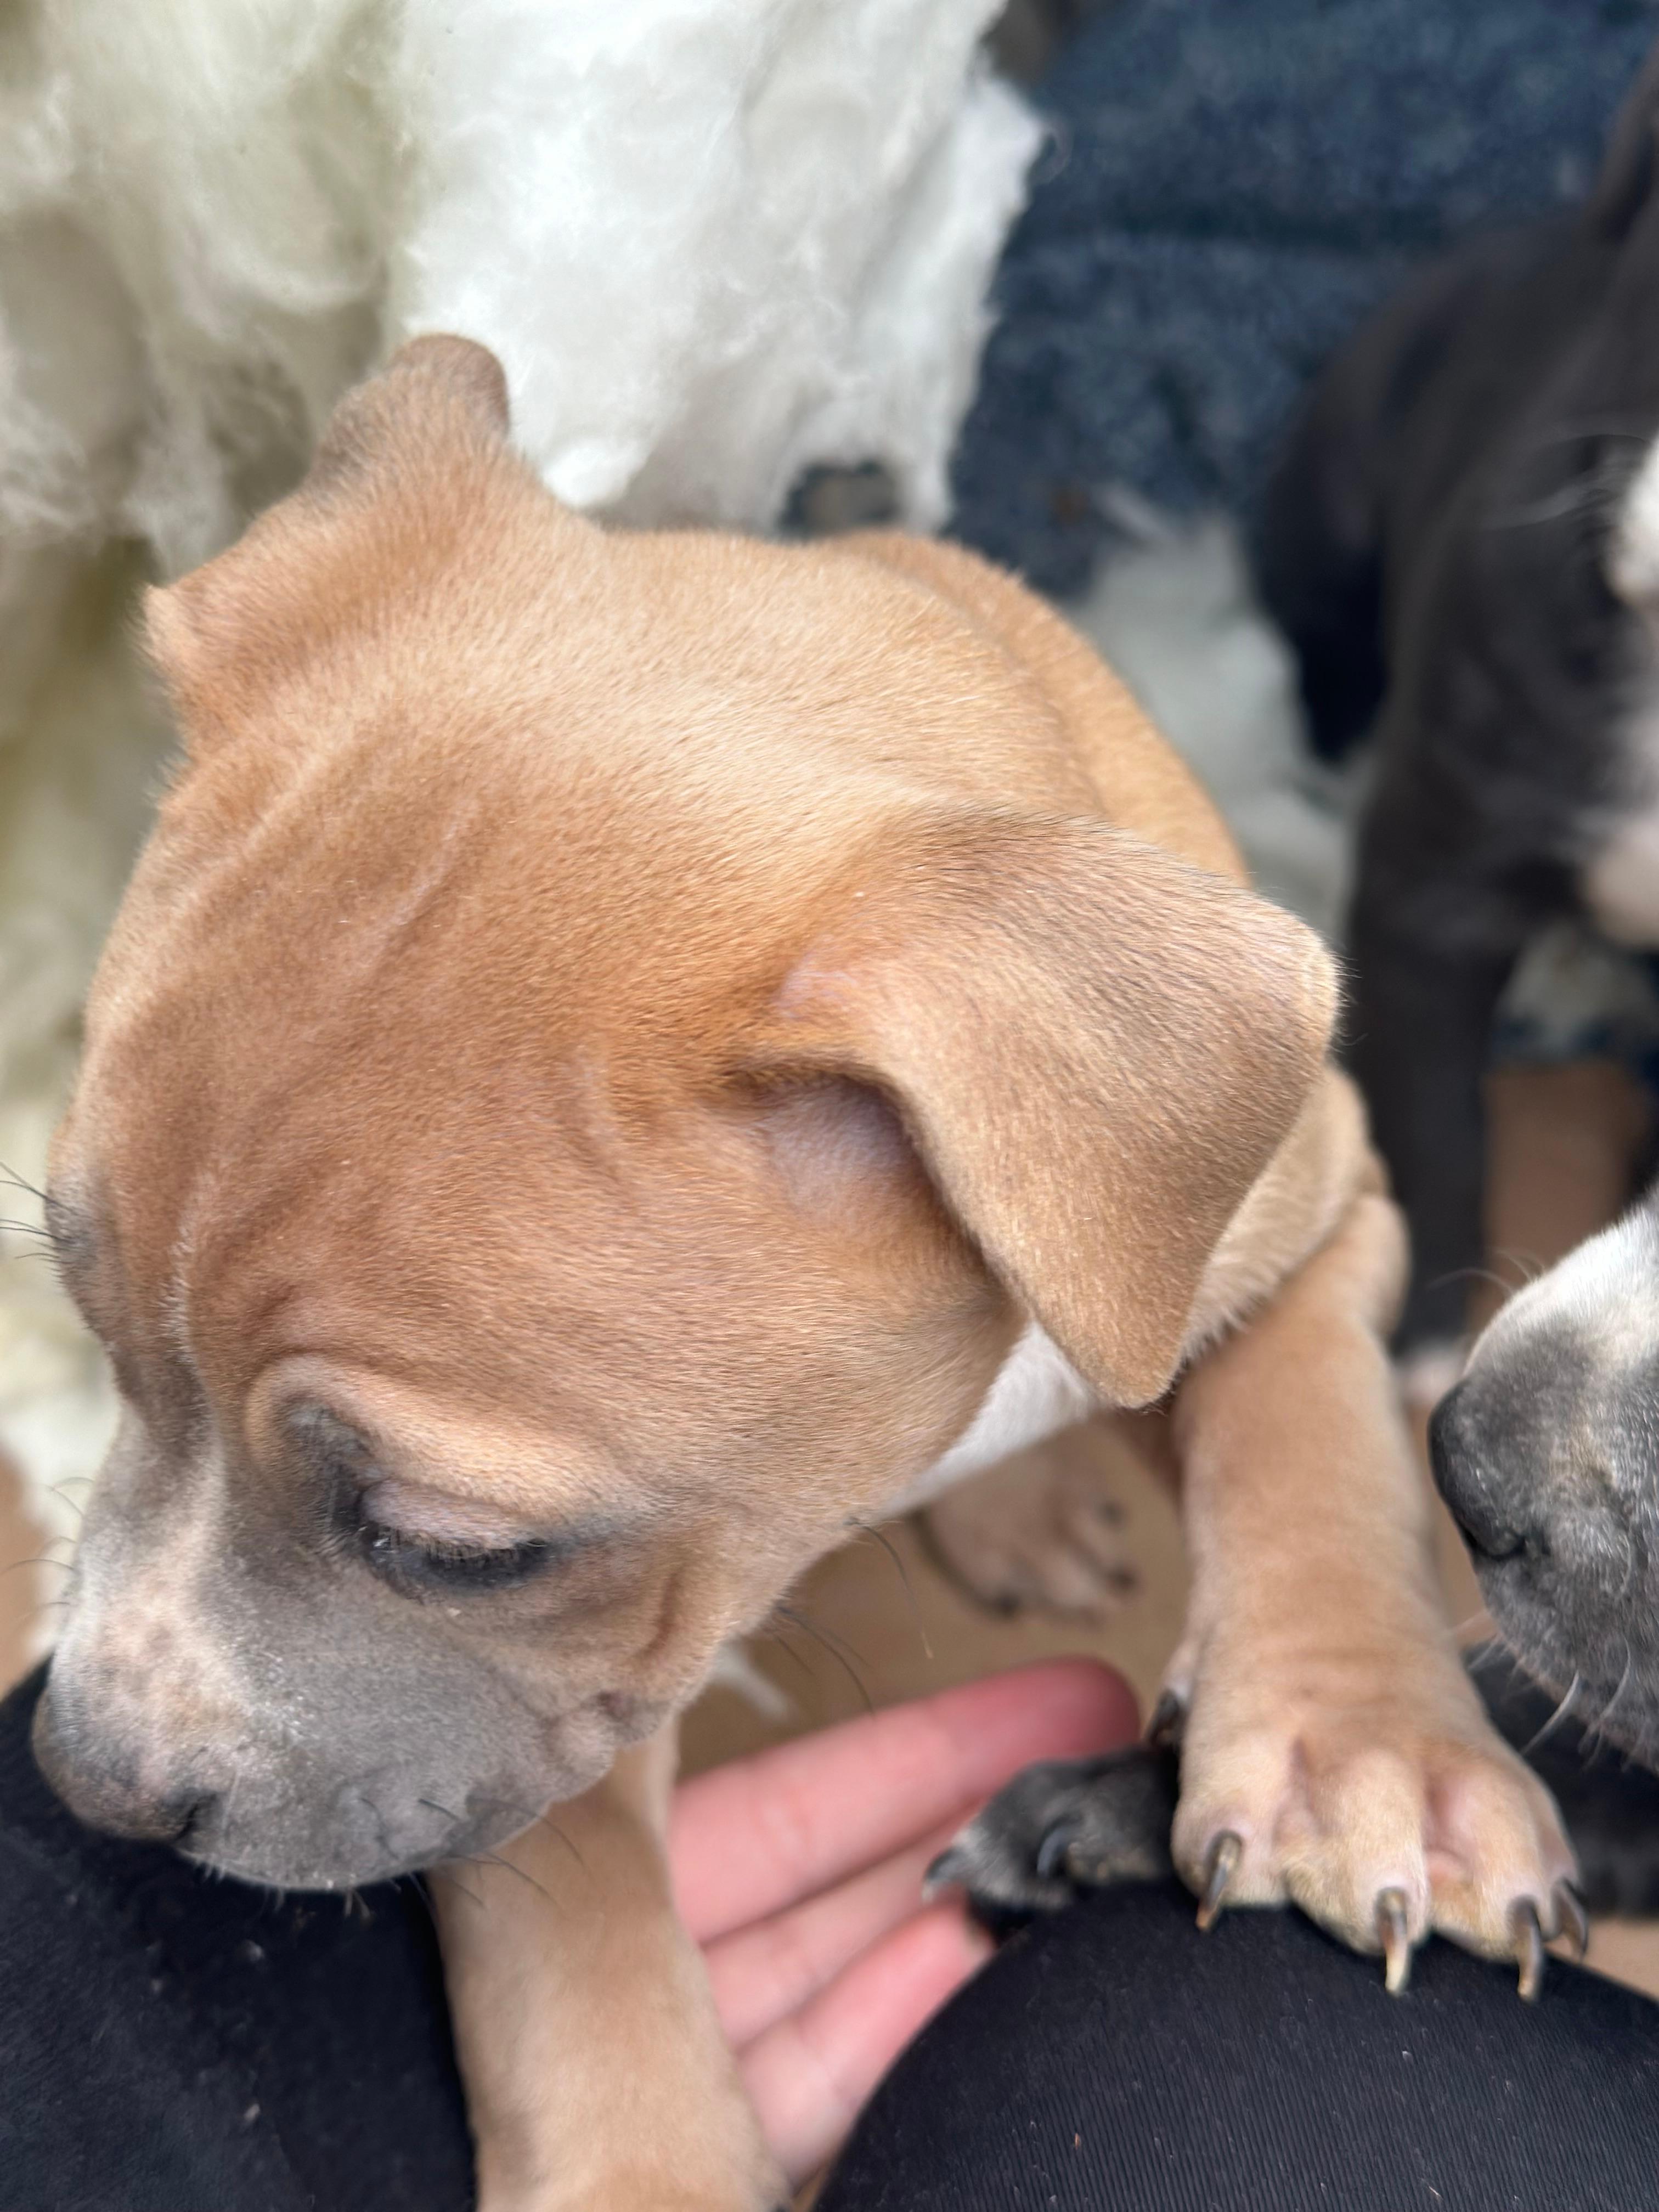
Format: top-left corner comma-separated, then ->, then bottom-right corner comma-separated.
36,340 -> 1573,2208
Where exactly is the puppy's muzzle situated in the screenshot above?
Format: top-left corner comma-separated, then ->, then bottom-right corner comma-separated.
31,1689 -> 222,1849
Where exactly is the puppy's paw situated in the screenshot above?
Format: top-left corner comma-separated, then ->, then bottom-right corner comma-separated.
928,1745 -> 1177,1921
919,1429 -> 1139,1619
1170,1660 -> 1585,1997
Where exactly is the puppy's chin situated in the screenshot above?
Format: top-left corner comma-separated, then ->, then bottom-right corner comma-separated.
187,1736 -> 629,1892
46,1677 -> 670,1893
1475,1556 -> 1659,1764
188,1797 -> 554,1893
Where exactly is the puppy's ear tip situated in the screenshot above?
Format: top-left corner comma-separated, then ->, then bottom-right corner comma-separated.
306,334 -> 513,500
1296,925 -> 1340,1043
1241,893 -> 1339,1068
382,334 -> 512,435
1098,1334 -> 1186,1413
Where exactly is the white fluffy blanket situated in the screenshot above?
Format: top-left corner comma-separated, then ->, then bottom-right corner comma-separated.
0,0 -> 1038,1536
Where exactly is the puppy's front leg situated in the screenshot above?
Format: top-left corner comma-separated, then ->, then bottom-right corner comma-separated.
1164,1169 -> 1579,1991
1346,764 -> 1531,1380
432,1730 -> 783,2212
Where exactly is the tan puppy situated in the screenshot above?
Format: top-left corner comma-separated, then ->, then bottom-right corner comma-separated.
35,338 -> 1575,2210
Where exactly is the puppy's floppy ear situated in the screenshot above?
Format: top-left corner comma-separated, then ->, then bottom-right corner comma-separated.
768,815 -> 1335,1406
144,335 -> 515,723
1593,49 -> 1659,241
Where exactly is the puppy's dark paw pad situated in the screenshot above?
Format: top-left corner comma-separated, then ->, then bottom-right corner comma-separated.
927,1745 -> 1178,1923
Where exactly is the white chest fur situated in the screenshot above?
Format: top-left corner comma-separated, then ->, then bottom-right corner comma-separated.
1588,440 -> 1659,945
883,1323 -> 1097,1517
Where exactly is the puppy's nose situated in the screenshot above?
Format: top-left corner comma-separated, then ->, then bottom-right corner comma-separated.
1429,1383 -> 1525,1561
31,1692 -> 220,1848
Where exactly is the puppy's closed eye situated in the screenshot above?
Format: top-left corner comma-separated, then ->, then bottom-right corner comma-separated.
352,1514 -> 560,1596
346,1470 -> 588,1598
296,1407 -> 576,1600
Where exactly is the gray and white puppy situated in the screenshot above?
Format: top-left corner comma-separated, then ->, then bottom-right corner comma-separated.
1425,1194 -> 1659,1914
1432,1193 -> 1659,1774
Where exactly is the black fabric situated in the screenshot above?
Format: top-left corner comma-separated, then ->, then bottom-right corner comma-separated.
0,1667 -> 475,2212
7,1652 -> 1659,2212
821,1879 -> 1659,2212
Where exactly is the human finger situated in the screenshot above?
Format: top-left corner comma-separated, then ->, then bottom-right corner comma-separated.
673,1658 -> 1137,1943
737,1899 -> 992,2186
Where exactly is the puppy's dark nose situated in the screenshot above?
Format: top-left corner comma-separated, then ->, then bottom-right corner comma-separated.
1429,1383 -> 1525,1561
31,1693 -> 220,1849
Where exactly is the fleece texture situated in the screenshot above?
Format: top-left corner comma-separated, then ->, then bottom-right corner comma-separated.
951,0 -> 1658,596
0,1667 -> 475,2212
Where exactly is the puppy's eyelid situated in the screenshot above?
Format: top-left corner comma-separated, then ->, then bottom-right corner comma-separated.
285,1397 -> 624,1593
354,1517 -> 560,1596
287,1401 -> 373,1462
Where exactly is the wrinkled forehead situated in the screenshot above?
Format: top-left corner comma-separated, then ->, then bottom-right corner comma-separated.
57,1045 -> 649,1391
58,751 -> 760,1305
52,954 -> 902,1476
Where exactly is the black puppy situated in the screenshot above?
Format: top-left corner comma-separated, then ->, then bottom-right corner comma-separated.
1259,46 -> 1659,1376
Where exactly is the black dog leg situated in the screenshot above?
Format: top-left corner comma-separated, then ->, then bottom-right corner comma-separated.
1345,780 -> 1541,1359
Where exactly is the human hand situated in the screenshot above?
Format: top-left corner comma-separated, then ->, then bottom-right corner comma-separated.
669,1660 -> 1138,2188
